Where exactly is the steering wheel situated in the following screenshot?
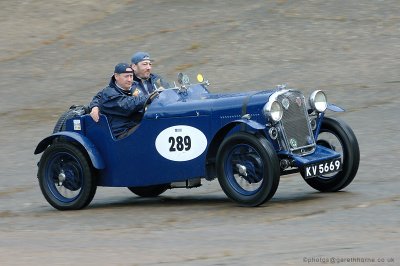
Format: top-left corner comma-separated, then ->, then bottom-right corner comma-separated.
143,89 -> 162,112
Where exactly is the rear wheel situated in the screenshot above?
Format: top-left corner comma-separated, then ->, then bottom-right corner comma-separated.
301,117 -> 360,192
38,142 -> 96,210
216,132 -> 280,206
128,184 -> 169,197
53,105 -> 89,133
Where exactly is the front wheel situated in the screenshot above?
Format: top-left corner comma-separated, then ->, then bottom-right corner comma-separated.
37,142 -> 96,210
301,117 -> 360,192
216,132 -> 280,206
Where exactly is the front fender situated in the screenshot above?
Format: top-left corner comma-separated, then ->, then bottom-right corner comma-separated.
34,132 -> 105,169
205,119 -> 266,180
234,119 -> 266,130
327,103 -> 345,112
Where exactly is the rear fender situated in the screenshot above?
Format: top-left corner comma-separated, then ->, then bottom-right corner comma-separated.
34,132 -> 105,169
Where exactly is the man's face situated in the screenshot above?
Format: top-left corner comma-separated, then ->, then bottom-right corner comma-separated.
115,72 -> 133,90
132,60 -> 152,79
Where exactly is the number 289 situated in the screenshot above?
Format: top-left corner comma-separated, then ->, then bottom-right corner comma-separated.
169,136 -> 191,151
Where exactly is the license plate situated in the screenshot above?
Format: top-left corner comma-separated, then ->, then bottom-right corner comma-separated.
304,158 -> 342,178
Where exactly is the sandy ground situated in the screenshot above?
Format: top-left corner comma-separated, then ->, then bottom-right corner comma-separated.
0,1 -> 399,265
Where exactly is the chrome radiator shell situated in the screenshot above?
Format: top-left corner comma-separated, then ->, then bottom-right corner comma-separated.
272,90 -> 316,155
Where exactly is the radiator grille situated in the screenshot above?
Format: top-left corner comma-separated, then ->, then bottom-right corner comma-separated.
277,91 -> 315,155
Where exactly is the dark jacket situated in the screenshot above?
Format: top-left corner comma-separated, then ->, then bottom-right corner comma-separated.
91,76 -> 147,138
131,73 -> 170,96
89,73 -> 169,109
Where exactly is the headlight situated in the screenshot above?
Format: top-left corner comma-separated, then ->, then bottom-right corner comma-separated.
263,100 -> 283,123
309,90 -> 327,112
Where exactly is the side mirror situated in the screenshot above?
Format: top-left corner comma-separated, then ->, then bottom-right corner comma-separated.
177,72 -> 190,85
177,72 -> 183,85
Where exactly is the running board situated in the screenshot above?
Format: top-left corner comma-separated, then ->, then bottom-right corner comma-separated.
170,178 -> 201,188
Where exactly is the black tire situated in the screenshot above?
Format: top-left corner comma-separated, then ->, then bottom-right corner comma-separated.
38,142 -> 96,210
216,132 -> 280,206
127,184 -> 169,197
301,117 -> 360,192
53,110 -> 70,133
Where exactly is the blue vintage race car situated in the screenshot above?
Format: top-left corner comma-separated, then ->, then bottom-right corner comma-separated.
34,74 -> 360,210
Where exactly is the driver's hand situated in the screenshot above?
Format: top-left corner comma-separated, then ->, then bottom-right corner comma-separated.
90,106 -> 100,122
132,88 -> 140,97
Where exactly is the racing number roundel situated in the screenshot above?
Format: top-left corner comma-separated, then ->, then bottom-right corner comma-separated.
155,125 -> 207,161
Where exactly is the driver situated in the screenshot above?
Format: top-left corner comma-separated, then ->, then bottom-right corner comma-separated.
130,51 -> 169,95
89,52 -> 169,122
92,63 -> 147,139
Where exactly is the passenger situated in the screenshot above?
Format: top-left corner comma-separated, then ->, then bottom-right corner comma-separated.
89,52 -> 168,122
90,63 -> 147,139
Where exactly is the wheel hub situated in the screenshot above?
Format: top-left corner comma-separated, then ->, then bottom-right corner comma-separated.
236,164 -> 248,177
234,158 -> 262,184
57,170 -> 66,186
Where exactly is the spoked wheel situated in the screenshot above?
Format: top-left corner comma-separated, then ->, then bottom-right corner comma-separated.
301,117 -> 360,192
127,184 -> 169,197
38,142 -> 96,210
216,132 -> 280,206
